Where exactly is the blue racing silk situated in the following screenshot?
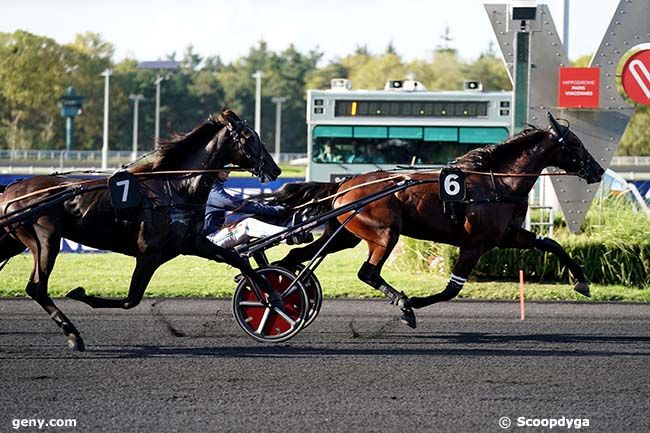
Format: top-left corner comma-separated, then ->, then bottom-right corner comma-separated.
203,180 -> 286,235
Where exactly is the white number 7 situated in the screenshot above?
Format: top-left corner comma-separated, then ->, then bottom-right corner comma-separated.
116,180 -> 130,202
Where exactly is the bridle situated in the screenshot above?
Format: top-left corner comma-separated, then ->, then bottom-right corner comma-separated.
225,120 -> 266,179
550,119 -> 590,180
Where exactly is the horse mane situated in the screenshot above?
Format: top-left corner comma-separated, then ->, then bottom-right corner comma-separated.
131,109 -> 241,173
451,126 -> 547,171
255,181 -> 340,216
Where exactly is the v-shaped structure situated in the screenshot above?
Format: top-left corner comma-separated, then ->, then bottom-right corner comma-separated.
485,1 -> 649,232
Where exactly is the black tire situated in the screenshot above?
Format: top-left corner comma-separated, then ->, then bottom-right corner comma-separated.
292,265 -> 323,328
232,267 -> 309,343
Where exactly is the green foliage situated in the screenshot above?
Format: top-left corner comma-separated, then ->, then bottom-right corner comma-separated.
399,196 -> 650,287
1,30 -> 649,155
620,105 -> 650,155
1,244 -> 647,301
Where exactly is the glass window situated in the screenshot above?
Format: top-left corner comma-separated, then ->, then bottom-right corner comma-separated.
389,127 -> 423,139
312,126 -> 509,165
459,127 -> 509,144
313,126 -> 353,138
354,126 -> 388,138
424,127 -> 458,142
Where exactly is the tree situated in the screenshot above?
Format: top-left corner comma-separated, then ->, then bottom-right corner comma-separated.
351,52 -> 406,90
468,48 -> 511,91
0,31 -> 69,150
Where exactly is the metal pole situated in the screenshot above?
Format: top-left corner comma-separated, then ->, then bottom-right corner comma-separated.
271,96 -> 286,162
101,69 -> 111,170
563,0 -> 570,58
252,70 -> 264,135
154,75 -> 163,141
65,116 -> 73,152
130,94 -> 144,161
513,31 -> 530,133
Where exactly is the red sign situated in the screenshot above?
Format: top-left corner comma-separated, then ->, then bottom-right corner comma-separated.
558,67 -> 600,108
622,49 -> 650,105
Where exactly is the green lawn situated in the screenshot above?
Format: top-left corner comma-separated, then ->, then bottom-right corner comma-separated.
1,244 -> 647,301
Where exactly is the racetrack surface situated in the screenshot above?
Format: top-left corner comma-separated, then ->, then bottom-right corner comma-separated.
1,298 -> 649,433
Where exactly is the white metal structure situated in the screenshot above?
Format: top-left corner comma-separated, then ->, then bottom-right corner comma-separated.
306,80 -> 512,181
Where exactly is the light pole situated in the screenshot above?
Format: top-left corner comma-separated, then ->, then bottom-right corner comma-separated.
252,70 -> 264,135
100,69 -> 111,170
137,61 -> 180,141
271,96 -> 286,162
154,75 -> 164,141
129,94 -> 145,161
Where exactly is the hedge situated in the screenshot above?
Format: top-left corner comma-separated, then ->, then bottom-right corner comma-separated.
398,196 -> 650,287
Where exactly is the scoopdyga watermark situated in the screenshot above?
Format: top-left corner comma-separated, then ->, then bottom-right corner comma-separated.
499,416 -> 590,429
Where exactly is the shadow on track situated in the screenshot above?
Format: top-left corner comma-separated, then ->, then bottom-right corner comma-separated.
67,332 -> 650,359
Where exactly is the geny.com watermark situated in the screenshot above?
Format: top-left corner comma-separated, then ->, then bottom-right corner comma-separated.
499,416 -> 590,429
12,418 -> 77,430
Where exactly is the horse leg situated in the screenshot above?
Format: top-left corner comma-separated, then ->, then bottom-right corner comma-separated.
410,246 -> 484,309
22,231 -> 85,351
277,221 -> 361,269
356,232 -> 417,328
66,254 -> 164,308
497,228 -> 590,297
183,236 -> 284,309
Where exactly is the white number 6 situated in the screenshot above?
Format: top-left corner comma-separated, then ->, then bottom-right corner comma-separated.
444,174 -> 460,196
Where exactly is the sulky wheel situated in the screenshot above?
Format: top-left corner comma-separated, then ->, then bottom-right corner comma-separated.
232,266 -> 309,343
292,265 -> 323,329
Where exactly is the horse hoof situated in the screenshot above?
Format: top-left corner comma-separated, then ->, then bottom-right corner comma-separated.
66,287 -> 86,301
409,296 -> 426,309
67,334 -> 85,352
400,308 -> 417,329
574,282 -> 591,298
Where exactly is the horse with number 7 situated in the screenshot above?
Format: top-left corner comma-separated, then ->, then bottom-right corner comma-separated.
268,112 -> 605,327
0,110 -> 282,351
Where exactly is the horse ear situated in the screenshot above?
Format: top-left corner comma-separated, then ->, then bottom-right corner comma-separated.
215,111 -> 227,124
547,111 -> 562,134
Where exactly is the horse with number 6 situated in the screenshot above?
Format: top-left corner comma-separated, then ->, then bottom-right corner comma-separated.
0,110 -> 281,351
267,112 -> 605,327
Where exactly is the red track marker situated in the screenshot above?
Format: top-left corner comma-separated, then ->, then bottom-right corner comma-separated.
519,270 -> 525,321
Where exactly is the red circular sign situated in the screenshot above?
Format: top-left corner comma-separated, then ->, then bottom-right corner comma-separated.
622,49 -> 650,105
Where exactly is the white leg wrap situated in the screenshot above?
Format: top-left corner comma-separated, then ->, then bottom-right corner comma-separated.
450,273 -> 467,286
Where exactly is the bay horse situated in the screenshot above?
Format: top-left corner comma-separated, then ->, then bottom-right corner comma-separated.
267,113 -> 605,328
0,110 -> 281,351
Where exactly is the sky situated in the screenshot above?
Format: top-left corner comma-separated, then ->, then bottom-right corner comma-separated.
0,0 -> 621,64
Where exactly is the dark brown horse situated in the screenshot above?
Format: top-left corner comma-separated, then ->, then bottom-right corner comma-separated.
0,110 -> 281,351
267,113 -> 605,327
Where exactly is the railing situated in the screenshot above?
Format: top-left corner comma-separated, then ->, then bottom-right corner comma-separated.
0,149 -> 307,164
1,149 -> 646,165
610,156 -> 650,166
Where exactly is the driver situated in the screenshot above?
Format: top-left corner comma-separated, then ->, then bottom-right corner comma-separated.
204,170 -> 288,249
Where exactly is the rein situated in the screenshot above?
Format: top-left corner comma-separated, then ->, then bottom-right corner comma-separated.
0,167 -> 253,209
292,169 -> 580,210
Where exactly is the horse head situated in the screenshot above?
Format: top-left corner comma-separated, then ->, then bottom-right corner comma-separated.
546,112 -> 604,184
211,110 -> 281,183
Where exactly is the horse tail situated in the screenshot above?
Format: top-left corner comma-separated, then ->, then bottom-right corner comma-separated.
258,181 -> 341,215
